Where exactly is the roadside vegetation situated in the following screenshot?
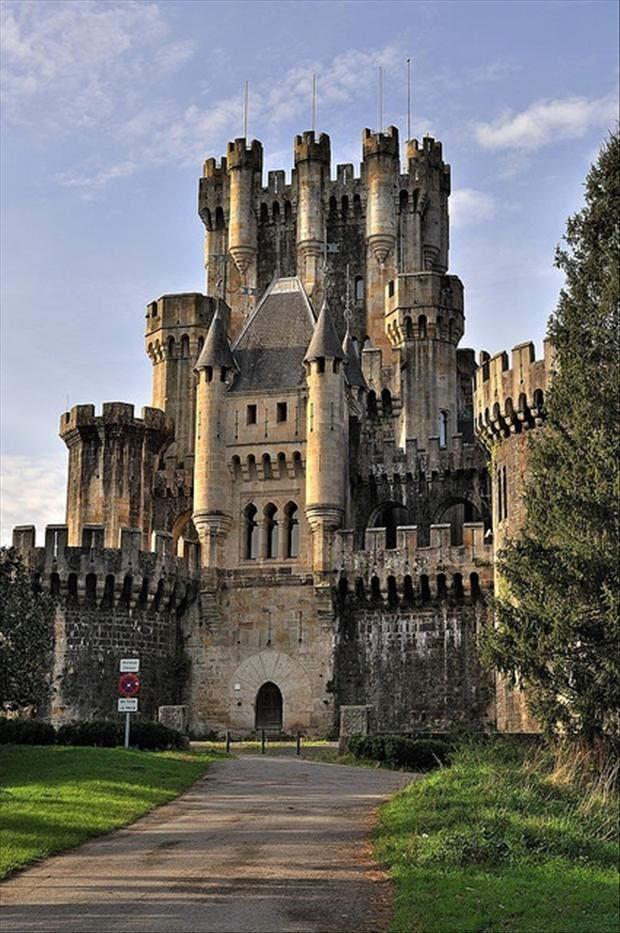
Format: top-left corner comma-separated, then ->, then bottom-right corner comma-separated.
375,738 -> 619,933
0,744 -> 222,879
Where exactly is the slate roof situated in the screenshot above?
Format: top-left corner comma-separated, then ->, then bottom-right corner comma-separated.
194,307 -> 238,372
231,278 -> 316,392
303,301 -> 345,364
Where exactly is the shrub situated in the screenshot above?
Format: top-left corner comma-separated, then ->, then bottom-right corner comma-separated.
347,733 -> 452,771
127,719 -> 183,750
57,720 -> 120,747
0,718 -> 56,745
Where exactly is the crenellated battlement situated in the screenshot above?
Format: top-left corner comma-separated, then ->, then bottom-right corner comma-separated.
145,293 -> 219,335
473,339 -> 555,442
362,125 -> 399,159
385,272 -> 464,347
59,402 -> 172,440
407,135 -> 444,165
294,131 -> 331,164
12,524 -> 200,609
202,156 -> 227,179
359,433 -> 484,480
334,521 -> 493,601
226,138 -> 263,171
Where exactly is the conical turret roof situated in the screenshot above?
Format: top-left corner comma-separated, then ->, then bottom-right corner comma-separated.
342,327 -> 366,388
194,305 -> 238,373
303,301 -> 345,364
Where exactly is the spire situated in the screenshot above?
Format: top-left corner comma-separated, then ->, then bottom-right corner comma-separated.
194,306 -> 238,373
342,327 -> 366,388
304,301 -> 345,364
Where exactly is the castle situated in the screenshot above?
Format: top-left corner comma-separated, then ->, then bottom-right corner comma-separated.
12,125 -> 552,737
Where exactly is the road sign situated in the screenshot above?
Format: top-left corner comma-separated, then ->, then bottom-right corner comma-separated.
120,658 -> 139,673
118,698 -> 138,713
118,672 -> 141,697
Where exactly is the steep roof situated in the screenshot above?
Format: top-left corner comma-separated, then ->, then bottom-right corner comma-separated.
194,306 -> 237,372
343,328 -> 366,388
303,300 -> 345,364
231,278 -> 316,392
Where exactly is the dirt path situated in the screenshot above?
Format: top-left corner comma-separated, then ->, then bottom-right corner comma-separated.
0,756 -> 413,933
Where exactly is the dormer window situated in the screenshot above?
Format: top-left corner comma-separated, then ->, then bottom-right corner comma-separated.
277,402 -> 288,423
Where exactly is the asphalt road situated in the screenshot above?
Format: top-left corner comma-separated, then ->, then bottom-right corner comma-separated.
0,756 -> 413,933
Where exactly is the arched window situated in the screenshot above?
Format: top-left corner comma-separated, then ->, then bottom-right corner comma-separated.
420,574 -> 431,603
215,206 -> 225,230
405,316 -> 413,338
387,576 -> 398,608
262,453 -> 272,479
272,201 -> 280,222
418,315 -> 427,338
372,502 -> 409,550
353,193 -> 362,217
260,203 -> 269,222
264,504 -> 279,559
341,195 -> 349,216
371,575 -> 383,603
438,410 -> 449,448
120,575 -> 133,608
284,502 -> 299,559
355,276 -> 364,300
367,390 -> 378,418
244,504 -> 259,560
101,574 -> 115,609
152,578 -> 165,612
437,573 -> 447,601
403,575 -> 415,608
284,200 -> 292,222
85,573 -> 97,605
470,572 -> 481,601
355,578 -> 366,602
381,388 -> 393,417
138,577 -> 149,608
67,573 -> 78,606
180,335 -> 190,358
329,195 -> 337,215
453,573 -> 464,601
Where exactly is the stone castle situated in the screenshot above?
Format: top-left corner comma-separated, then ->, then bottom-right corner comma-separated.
12,125 -> 553,737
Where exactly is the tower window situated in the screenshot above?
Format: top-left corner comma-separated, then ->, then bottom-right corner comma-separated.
244,505 -> 259,560
264,504 -> 279,559
285,502 -> 299,558
438,411 -> 448,448
246,404 -> 257,425
355,276 -> 364,300
276,402 -> 288,423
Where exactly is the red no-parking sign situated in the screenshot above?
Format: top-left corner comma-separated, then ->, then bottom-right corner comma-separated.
118,672 -> 141,697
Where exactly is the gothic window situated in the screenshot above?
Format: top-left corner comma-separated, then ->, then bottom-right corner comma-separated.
244,504 -> 259,560
355,276 -> 364,300
264,504 -> 279,559
284,502 -> 299,558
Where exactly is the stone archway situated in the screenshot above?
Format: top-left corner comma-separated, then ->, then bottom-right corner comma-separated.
255,682 -> 283,731
229,650 -> 313,731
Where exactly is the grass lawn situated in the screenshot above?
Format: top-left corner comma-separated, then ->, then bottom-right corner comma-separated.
375,740 -> 620,933
0,745 -> 222,879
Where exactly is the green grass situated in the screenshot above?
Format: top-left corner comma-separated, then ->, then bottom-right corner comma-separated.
375,740 -> 620,933
0,745 -> 222,879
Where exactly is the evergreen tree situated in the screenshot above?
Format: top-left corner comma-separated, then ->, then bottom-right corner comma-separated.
483,130 -> 620,747
0,547 -> 55,714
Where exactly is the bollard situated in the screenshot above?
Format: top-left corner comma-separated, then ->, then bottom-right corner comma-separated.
261,728 -> 266,754
296,731 -> 301,756
225,730 -> 231,754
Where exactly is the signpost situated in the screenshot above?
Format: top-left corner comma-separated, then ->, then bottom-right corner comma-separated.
118,661 -> 140,748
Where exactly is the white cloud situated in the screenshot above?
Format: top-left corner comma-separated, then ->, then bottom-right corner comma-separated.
475,93 -> 618,151
0,0 -> 196,127
0,454 -> 66,547
450,189 -> 496,229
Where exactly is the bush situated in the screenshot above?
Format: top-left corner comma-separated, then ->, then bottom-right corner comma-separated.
0,718 -> 56,745
127,719 -> 183,750
57,720 -> 120,747
347,733 -> 452,771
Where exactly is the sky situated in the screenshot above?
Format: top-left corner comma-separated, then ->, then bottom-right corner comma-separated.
1,0 -> 618,544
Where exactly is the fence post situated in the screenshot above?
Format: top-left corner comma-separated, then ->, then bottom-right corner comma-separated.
296,731 -> 301,756
225,730 -> 231,754
261,728 -> 266,754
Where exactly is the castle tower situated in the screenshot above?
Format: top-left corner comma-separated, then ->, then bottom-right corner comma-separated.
226,138 -> 263,281
304,302 -> 347,577
474,339 -> 555,732
59,403 -> 173,549
294,131 -> 331,301
145,293 -> 220,468
407,137 -> 450,273
192,308 -> 238,568
362,126 -> 399,350
385,272 -> 464,448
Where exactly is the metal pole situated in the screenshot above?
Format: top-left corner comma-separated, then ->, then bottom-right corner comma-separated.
225,730 -> 231,754
379,66 -> 384,132
296,731 -> 301,756
261,728 -> 266,755
407,58 -> 411,141
124,712 -> 130,749
312,73 -> 316,132
243,80 -> 249,139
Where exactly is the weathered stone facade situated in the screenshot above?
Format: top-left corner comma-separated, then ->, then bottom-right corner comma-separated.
12,124 -> 550,736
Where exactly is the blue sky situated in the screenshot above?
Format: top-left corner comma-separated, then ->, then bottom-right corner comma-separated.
1,0 -> 618,543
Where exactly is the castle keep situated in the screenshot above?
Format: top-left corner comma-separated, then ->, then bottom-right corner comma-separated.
12,125 -> 552,736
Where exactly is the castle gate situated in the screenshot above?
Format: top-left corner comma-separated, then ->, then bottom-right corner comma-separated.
255,682 -> 283,731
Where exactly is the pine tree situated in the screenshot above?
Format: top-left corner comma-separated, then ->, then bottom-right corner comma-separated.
0,547 -> 55,714
483,130 -> 620,747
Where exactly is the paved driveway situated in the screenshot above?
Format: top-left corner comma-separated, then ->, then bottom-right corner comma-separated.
0,756 -> 413,933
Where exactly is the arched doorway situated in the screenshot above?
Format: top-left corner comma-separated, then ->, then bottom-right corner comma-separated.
255,682 -> 283,731
369,502 -> 410,549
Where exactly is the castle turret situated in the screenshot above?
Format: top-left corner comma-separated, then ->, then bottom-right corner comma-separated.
192,309 -> 238,568
407,137 -> 450,273
385,272 -> 464,448
294,131 -> 331,300
145,293 -> 221,469
304,302 -> 347,577
59,403 -> 173,549
226,138 -> 263,280
362,126 -> 400,349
